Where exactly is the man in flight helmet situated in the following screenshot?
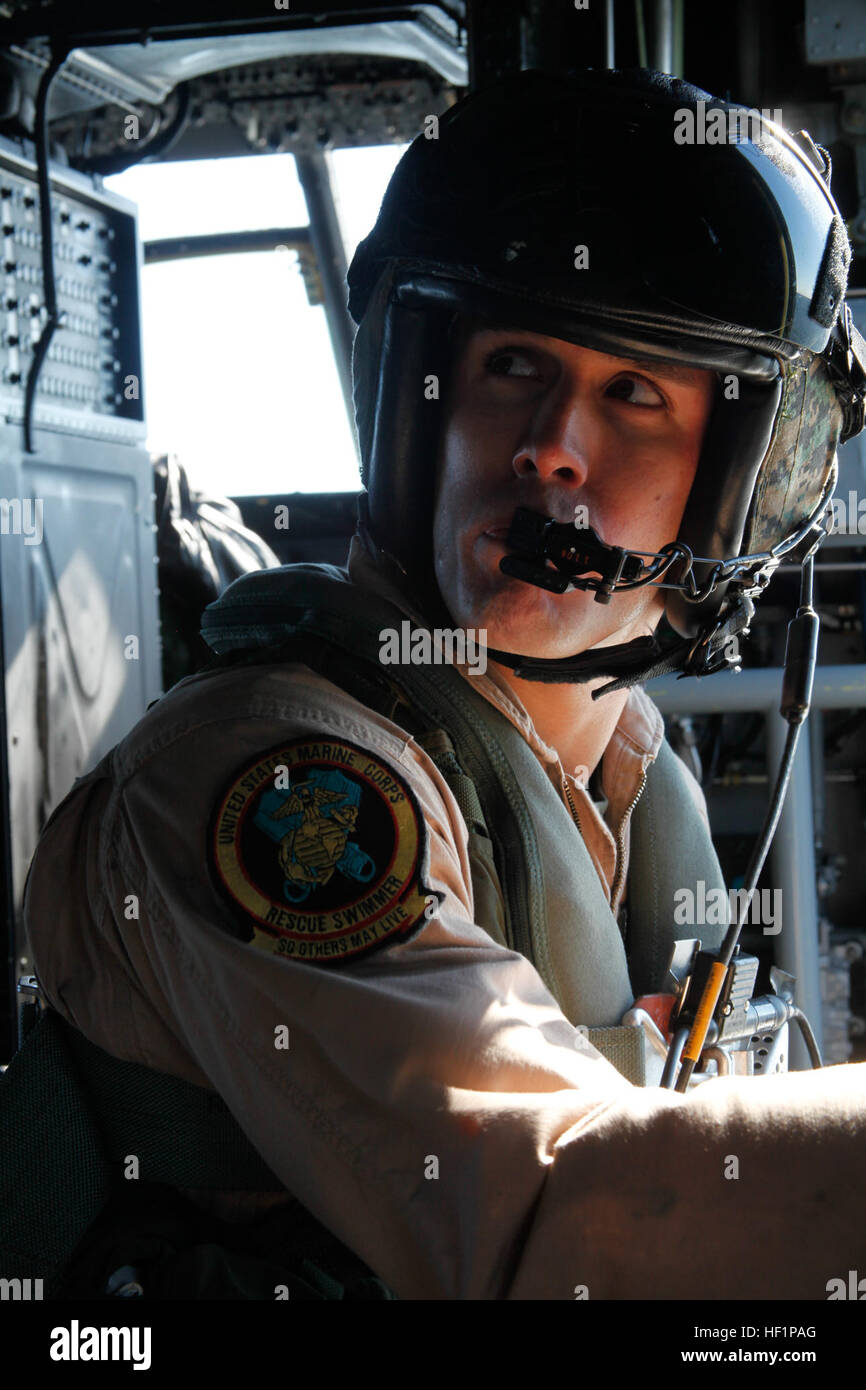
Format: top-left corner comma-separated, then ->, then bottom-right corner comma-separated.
349,66 -> 863,690
19,67 -> 866,1301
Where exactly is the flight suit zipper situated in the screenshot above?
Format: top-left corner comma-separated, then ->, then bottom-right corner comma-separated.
563,765 -> 649,912
610,767 -> 649,911
561,772 -> 582,835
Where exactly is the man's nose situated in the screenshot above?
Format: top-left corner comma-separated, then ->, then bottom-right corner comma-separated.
511,383 -> 595,485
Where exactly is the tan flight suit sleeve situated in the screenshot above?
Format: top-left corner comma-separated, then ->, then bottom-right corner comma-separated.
23,662 -> 866,1300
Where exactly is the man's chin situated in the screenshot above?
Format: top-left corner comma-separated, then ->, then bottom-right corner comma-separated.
477,592 -> 618,660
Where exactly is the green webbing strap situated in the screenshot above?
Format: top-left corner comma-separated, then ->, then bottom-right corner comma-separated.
413,728 -> 490,837
0,1010 -> 284,1288
286,642 -> 491,840
413,733 -> 649,1084
583,1025 -> 647,1086
628,738 -> 728,997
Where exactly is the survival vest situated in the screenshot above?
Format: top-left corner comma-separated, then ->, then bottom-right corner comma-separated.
199,561 -> 729,1081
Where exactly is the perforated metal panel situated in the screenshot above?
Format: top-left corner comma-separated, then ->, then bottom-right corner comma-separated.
0,134 -> 161,1055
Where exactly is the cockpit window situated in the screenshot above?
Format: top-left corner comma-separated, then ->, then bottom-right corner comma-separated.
105,145 -> 407,497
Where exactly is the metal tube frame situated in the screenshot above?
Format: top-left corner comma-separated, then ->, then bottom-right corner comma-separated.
647,664 -> 866,1068
294,149 -> 358,448
653,0 -> 674,74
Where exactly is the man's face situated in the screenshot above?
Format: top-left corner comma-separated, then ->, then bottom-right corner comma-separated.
432,324 -> 716,658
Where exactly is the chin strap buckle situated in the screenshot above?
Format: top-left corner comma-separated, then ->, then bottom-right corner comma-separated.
682,595 -> 756,678
500,508 -> 644,603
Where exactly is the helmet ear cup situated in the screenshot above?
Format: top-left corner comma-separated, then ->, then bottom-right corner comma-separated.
666,375 -> 783,638
743,354 -> 844,552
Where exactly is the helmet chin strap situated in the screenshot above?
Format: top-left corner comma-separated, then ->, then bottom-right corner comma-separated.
359,499 -> 757,699
486,481 -> 840,699
482,506 -> 760,698
485,593 -> 755,700
475,497 -> 842,697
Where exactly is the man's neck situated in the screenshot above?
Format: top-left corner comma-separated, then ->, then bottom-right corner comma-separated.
489,660 -> 629,785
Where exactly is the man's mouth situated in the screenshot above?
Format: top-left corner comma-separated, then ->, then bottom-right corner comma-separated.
482,512 -> 580,542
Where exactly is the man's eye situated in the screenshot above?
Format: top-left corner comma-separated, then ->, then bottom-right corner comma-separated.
484,349 -> 541,379
606,374 -> 665,407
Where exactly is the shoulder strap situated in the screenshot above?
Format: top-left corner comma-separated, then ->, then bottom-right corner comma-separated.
628,738 -> 728,996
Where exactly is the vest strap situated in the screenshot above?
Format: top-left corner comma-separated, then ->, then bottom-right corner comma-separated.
413,727 -> 490,836
585,1025 -> 649,1086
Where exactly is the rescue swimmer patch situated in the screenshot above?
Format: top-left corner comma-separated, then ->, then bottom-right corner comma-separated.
210,736 -> 436,964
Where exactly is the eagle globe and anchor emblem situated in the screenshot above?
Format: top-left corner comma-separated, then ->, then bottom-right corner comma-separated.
254,768 -> 376,903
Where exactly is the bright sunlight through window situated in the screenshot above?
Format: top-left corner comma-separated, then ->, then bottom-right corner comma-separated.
104,145 -> 406,499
